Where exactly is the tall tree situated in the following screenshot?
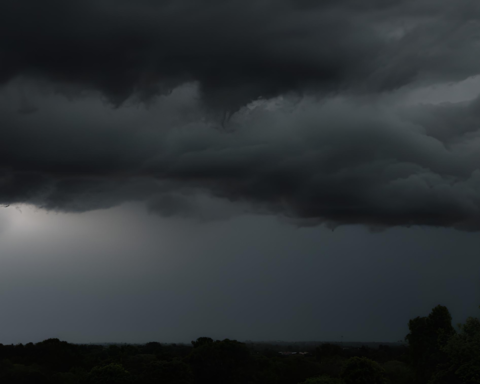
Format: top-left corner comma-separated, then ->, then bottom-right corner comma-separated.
430,311 -> 480,384
405,305 -> 456,383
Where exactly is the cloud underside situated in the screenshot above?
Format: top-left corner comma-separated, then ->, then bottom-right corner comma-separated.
1,0 -> 480,229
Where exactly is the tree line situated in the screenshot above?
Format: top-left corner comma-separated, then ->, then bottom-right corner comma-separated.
0,304 -> 478,383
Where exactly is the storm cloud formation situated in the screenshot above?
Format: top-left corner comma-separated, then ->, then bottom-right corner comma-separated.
2,0 -> 480,229
2,0 -> 480,106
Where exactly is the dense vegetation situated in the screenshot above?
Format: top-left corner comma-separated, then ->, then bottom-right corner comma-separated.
0,305 -> 478,383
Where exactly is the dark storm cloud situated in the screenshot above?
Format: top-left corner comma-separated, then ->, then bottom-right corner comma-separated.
2,0 -> 480,229
1,79 -> 480,230
1,0 -> 480,109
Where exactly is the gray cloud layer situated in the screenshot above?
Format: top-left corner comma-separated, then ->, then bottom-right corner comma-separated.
1,81 -> 480,229
2,0 -> 480,107
1,0 -> 480,229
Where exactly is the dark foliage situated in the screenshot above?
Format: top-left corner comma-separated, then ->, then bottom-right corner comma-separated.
1,305 -> 474,384
405,305 -> 456,383
0,336 -> 411,384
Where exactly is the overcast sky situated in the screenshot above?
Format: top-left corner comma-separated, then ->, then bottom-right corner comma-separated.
1,0 -> 480,344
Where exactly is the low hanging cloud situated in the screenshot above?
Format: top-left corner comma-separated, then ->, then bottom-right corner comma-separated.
1,79 -> 480,230
1,0 -> 480,229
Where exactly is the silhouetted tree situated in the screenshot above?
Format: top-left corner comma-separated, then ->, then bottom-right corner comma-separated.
191,337 -> 213,349
341,357 -> 387,384
405,305 -> 455,383
143,342 -> 163,355
188,339 -> 253,384
430,312 -> 480,384
382,360 -> 414,384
